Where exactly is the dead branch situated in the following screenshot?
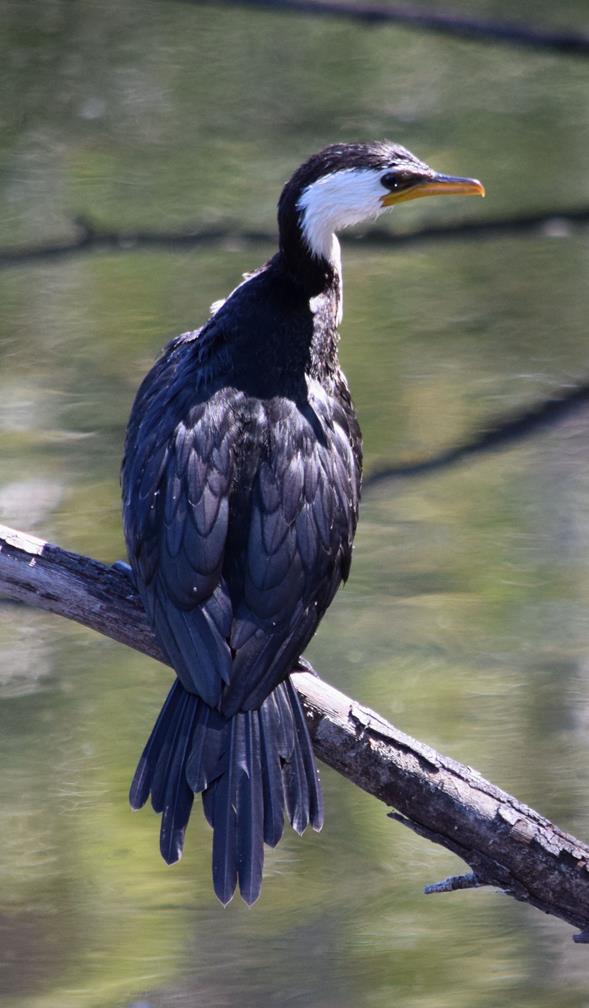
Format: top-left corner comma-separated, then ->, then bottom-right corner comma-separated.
1,207 -> 588,271
1,522 -> 588,939
364,381 -> 589,487
182,0 -> 589,56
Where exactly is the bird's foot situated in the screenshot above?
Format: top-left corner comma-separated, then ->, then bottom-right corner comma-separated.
111,559 -> 137,590
294,655 -> 320,678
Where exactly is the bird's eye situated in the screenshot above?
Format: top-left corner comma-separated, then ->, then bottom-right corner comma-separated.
381,171 -> 416,192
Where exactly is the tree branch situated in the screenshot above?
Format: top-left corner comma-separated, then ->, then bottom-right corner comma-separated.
364,380 -> 589,487
182,0 -> 589,56
1,207 -> 588,270
1,522 -> 588,939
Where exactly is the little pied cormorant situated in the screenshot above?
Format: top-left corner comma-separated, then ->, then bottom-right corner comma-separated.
122,141 -> 484,905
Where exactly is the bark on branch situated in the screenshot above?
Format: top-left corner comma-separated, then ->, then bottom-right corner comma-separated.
1,522 -> 588,941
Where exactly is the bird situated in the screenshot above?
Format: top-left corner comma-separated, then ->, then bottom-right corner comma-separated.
122,141 -> 484,905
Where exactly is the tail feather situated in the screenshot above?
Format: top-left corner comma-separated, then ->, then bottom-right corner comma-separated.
150,688 -> 192,814
159,695 -> 197,864
185,703 -> 226,792
130,673 -> 323,904
275,680 -> 316,835
273,683 -> 296,758
237,712 -> 264,903
210,712 -> 244,905
286,678 -> 324,831
283,727 -> 311,835
201,780 -> 215,828
130,678 -> 183,810
259,696 -> 285,847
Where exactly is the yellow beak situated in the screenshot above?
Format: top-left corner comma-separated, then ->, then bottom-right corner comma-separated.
381,173 -> 485,207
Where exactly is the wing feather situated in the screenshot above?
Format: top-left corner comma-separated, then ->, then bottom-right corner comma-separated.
124,338 -> 361,719
123,353 -> 244,706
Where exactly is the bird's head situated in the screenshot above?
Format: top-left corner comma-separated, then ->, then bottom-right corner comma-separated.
278,141 -> 485,265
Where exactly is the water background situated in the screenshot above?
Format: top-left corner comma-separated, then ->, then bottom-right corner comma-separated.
1,1 -> 589,1004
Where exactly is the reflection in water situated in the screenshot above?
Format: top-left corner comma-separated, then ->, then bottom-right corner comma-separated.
1,1 -> 589,1005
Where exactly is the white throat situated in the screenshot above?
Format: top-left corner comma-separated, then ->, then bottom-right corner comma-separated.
297,167 -> 388,264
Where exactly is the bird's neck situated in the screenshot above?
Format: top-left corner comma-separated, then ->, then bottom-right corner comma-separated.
262,248 -> 343,387
272,212 -> 344,387
197,248 -> 343,393
278,198 -> 343,301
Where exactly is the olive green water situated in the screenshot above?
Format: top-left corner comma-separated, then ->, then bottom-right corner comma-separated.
1,1 -> 589,1005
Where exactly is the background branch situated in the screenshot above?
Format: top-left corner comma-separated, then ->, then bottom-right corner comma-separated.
364,381 -> 589,487
181,0 -> 589,55
1,207 -> 588,270
1,522 -> 588,939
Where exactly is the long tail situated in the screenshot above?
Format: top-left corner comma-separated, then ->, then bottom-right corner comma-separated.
130,677 -> 323,905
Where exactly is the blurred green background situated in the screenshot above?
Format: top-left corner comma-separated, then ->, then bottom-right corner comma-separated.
1,1 -> 589,1005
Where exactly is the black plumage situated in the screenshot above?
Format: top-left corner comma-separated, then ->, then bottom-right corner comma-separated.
122,141 -> 483,903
